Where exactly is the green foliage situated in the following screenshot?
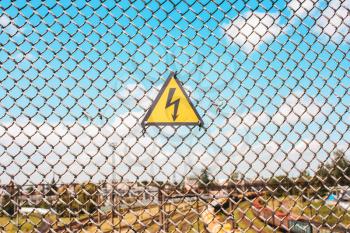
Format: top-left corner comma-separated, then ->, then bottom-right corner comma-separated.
1,182 -> 16,216
267,176 -> 294,197
47,177 -> 58,196
26,186 -> 34,193
198,168 -> 213,190
267,150 -> 349,197
56,183 -> 98,217
230,172 -> 241,182
78,183 -> 98,214
1,195 -> 15,216
314,150 -> 350,195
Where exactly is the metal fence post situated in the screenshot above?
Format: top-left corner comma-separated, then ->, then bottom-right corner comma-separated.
197,195 -> 200,232
158,187 -> 163,231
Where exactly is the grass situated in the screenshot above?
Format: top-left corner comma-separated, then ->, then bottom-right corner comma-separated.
85,200 -> 205,232
300,200 -> 350,227
0,214 -> 56,232
57,213 -> 90,226
0,201 -> 207,232
0,212 -> 96,232
267,196 -> 350,227
234,201 -> 279,233
97,205 -> 161,231
189,219 -> 206,233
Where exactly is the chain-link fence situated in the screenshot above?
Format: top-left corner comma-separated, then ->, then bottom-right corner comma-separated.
0,0 -> 349,232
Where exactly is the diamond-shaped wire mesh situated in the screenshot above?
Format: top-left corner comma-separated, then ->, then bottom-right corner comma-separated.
0,0 -> 349,232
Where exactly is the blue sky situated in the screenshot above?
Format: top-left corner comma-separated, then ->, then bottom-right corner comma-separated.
0,0 -> 349,184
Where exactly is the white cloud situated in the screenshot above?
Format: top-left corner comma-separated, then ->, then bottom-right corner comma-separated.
269,92 -> 332,127
288,0 -> 350,43
223,91 -> 325,131
0,87 -> 344,185
14,52 -> 35,62
0,14 -> 22,35
0,15 -> 11,27
0,112 -> 187,185
214,88 -> 343,179
223,12 -> 282,52
288,0 -> 318,19
316,0 -> 350,42
0,117 -> 126,184
224,0 -> 349,51
1,14 -> 32,43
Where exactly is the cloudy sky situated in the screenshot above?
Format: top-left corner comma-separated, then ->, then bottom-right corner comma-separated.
0,0 -> 349,185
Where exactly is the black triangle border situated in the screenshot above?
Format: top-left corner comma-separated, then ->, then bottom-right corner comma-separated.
142,72 -> 203,127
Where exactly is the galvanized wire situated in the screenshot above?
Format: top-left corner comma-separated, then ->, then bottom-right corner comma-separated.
0,0 -> 349,232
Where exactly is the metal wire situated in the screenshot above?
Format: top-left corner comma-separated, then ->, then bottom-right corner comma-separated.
0,0 -> 349,232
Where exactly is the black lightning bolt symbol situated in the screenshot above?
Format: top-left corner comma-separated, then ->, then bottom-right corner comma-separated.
165,88 -> 180,121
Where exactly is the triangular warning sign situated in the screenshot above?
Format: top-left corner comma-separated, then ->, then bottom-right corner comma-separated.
142,72 -> 203,126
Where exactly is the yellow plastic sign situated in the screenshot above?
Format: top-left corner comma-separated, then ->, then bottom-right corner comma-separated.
142,72 -> 203,126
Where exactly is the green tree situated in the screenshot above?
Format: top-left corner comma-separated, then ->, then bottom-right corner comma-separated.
314,150 -> 350,195
268,171 -> 318,197
267,176 -> 294,197
229,172 -> 243,186
56,183 -> 98,217
198,168 -> 213,191
294,170 -> 313,199
230,172 -> 241,181
56,185 -> 71,217
1,182 -> 16,216
1,195 -> 15,216
330,150 -> 350,186
26,186 -> 35,194
47,177 -> 58,196
78,183 -> 98,214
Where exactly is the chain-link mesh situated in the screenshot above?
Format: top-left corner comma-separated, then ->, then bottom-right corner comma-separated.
0,0 -> 349,232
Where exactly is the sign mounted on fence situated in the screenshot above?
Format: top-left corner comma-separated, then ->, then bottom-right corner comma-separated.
142,72 -> 203,127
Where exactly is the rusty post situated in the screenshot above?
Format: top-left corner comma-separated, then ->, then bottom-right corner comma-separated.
158,187 -> 164,232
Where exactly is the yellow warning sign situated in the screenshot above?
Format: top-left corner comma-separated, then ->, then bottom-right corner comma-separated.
142,72 -> 203,126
